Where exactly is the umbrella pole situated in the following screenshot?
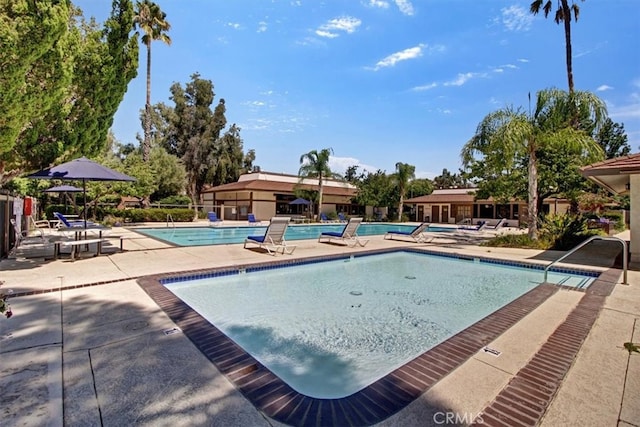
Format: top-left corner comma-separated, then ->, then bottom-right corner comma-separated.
83,179 -> 87,229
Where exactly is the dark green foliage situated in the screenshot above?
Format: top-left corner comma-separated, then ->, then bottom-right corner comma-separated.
0,0 -> 71,180
0,0 -> 139,184
601,210 -> 625,232
351,169 -> 395,211
539,214 -> 592,250
158,73 -> 250,205
595,118 -> 631,159
156,195 -> 191,206
433,168 -> 467,189
102,207 -> 194,222
484,234 -> 549,249
407,178 -> 434,199
485,213 -> 601,250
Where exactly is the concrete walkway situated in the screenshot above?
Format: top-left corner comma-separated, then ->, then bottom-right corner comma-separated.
0,223 -> 638,426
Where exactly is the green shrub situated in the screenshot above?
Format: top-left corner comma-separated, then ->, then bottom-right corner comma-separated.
123,208 -> 195,222
484,234 -> 549,249
539,214 -> 599,250
601,210 -> 625,232
156,195 -> 191,206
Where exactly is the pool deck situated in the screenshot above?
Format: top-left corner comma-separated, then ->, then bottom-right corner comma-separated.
1,222 -> 638,426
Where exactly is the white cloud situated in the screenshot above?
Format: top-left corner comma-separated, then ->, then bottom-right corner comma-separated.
257,21 -> 268,33
394,0 -> 415,16
412,82 -> 438,91
492,63 -> 518,73
608,101 -> 640,119
329,156 -> 378,175
373,43 -> 425,70
444,72 -> 479,87
227,22 -> 241,30
517,58 -> 530,63
316,16 -> 361,38
315,30 -> 339,39
597,85 -> 614,92
366,0 -> 389,9
501,5 -> 533,32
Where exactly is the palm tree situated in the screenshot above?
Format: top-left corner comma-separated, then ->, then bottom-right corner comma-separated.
134,0 -> 171,162
298,148 -> 340,219
461,88 -> 606,240
530,0 -> 583,93
394,162 -> 415,221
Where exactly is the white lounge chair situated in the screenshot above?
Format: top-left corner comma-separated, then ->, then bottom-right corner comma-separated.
384,222 -> 434,243
318,217 -> 369,247
244,217 -> 296,255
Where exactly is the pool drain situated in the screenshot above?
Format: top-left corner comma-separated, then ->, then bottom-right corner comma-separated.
350,291 -> 363,296
405,275 -> 416,280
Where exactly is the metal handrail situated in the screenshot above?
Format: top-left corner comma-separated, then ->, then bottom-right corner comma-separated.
544,235 -> 628,285
166,214 -> 175,228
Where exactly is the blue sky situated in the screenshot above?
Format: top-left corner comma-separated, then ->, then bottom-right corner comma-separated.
75,0 -> 640,179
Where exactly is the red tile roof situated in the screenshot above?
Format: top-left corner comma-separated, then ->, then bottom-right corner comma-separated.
580,152 -> 640,175
203,179 -> 356,197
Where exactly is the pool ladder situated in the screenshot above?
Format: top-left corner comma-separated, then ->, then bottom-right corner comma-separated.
543,236 -> 628,285
166,214 -> 175,228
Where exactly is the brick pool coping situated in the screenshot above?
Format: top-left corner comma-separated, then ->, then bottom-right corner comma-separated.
136,248 -> 614,426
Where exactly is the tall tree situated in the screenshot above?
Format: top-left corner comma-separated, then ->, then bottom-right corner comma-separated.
0,0 -> 69,165
159,73 -> 249,210
433,168 -> 467,189
530,0 -> 584,93
394,162 -> 415,221
352,169 -> 395,214
595,118 -> 631,159
0,0 -> 138,185
462,88 -> 606,239
134,0 -> 171,162
298,148 -> 340,217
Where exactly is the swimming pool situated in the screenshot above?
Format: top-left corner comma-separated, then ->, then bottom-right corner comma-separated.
160,250 -> 596,399
135,223 -> 452,246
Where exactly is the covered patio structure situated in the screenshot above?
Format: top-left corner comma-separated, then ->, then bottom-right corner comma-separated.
581,153 -> 640,265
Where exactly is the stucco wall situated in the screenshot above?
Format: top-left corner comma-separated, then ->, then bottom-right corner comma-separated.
630,174 -> 639,264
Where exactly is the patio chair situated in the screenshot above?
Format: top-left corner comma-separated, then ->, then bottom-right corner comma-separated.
337,212 -> 347,222
485,218 -> 507,230
319,212 -> 332,223
207,211 -> 222,225
384,222 -> 434,243
30,216 -> 52,230
244,217 -> 296,255
248,213 -> 261,225
9,218 -> 48,256
458,220 -> 487,231
318,217 -> 369,247
53,212 -> 99,229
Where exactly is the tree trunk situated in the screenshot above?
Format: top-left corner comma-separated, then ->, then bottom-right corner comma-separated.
397,195 -> 404,222
143,42 -> 152,162
562,0 -> 574,93
528,148 -> 538,240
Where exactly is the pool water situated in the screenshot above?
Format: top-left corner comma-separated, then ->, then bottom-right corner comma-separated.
164,251 -> 596,398
136,223 -> 451,246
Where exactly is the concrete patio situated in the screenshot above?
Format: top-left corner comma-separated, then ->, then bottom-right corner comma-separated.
0,222 -> 638,426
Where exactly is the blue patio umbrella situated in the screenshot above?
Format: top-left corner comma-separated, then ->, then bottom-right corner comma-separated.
26,157 -> 136,227
43,185 -> 84,213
